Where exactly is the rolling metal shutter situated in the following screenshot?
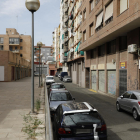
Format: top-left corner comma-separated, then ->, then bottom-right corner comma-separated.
99,71 -> 105,92
92,71 -> 96,91
95,11 -> 103,29
108,71 -> 116,95
120,0 -> 127,14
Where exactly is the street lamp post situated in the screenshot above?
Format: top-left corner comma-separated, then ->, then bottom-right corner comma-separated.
25,0 -> 40,113
37,42 -> 43,87
40,53 -> 43,83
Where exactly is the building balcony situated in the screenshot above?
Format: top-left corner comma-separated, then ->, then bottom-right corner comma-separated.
12,50 -> 20,53
64,46 -> 68,52
9,41 -> 19,45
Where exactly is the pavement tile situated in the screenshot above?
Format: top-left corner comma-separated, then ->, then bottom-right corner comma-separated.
0,132 -> 8,138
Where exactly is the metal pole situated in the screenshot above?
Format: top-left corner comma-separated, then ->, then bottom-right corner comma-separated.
41,57 -> 42,83
39,46 -> 40,87
31,12 -> 34,113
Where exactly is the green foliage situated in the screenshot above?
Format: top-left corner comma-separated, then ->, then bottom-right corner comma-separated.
22,115 -> 43,139
35,98 -> 41,112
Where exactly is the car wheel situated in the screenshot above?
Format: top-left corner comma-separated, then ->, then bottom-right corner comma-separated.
133,109 -> 140,120
116,102 -> 121,112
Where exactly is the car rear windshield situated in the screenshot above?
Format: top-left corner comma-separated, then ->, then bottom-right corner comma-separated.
47,77 -> 53,80
63,112 -> 102,126
50,92 -> 73,101
51,85 -> 65,89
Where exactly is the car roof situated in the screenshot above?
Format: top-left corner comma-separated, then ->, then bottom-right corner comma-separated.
51,89 -> 69,93
51,83 -> 64,85
61,102 -> 95,112
46,76 -> 53,77
129,90 -> 140,95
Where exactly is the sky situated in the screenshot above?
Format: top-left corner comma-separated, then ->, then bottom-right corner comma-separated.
0,0 -> 61,46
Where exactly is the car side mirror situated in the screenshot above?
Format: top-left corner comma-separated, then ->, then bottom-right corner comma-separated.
73,97 -> 75,100
120,95 -> 123,99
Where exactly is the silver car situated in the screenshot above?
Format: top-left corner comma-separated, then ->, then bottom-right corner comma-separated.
116,90 -> 140,120
63,76 -> 72,82
46,76 -> 55,85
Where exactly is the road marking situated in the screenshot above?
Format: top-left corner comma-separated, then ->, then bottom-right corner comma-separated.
89,89 -> 97,93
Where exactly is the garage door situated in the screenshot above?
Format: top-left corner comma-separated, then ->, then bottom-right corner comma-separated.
79,64 -> 81,86
108,71 -> 116,95
99,71 -> 105,92
92,71 -> 96,91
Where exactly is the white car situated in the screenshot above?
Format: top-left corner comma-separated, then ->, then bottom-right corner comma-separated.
58,74 -> 60,78
63,76 -> 72,82
46,76 -> 55,85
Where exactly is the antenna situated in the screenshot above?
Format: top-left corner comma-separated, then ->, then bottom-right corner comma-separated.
16,15 -> 18,31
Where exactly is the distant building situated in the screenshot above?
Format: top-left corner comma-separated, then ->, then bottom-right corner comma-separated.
0,28 -> 31,81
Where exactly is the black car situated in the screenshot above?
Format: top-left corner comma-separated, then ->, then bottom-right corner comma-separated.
53,102 -> 107,140
60,72 -> 68,81
49,90 -> 75,118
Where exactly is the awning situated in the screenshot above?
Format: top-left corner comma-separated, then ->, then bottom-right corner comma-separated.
62,34 -> 64,40
64,52 -> 67,56
75,42 -> 81,52
120,0 -> 127,14
95,11 -> 103,29
104,1 -> 113,22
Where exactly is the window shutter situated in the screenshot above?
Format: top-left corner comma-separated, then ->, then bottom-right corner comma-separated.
120,0 -> 127,14
104,1 -> 113,22
95,11 -> 103,29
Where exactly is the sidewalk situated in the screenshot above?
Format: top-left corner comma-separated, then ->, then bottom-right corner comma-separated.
0,77 -> 41,140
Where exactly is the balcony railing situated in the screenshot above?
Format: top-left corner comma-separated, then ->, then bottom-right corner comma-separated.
64,16 -> 68,22
12,50 -> 20,53
9,41 -> 19,44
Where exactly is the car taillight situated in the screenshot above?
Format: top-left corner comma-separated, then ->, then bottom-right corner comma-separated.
96,125 -> 106,132
138,102 -> 140,105
50,89 -> 52,91
58,128 -> 71,134
65,88 -> 66,90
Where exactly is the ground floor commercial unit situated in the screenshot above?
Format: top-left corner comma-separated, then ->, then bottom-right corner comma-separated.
0,51 -> 31,82
67,57 -> 85,88
83,27 -> 140,98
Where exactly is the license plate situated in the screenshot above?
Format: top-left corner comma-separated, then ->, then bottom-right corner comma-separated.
75,129 -> 92,134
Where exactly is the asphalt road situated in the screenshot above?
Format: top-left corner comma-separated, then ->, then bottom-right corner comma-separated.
52,77 -> 140,140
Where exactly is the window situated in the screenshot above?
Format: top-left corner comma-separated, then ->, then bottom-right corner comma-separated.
9,47 -> 13,51
120,0 -> 129,14
89,23 -> 94,37
119,36 -> 127,51
131,94 -> 137,100
98,45 -> 105,57
83,30 -> 86,41
95,11 -> 103,32
0,38 -> 4,44
20,39 -> 22,42
91,49 -> 96,59
123,92 -> 130,98
0,45 -> 3,50
90,0 -> 94,12
9,38 -> 19,44
83,9 -> 86,21
95,0 -> 100,5
15,46 -> 17,50
20,46 -> 23,50
104,1 -> 113,25
107,40 -> 116,54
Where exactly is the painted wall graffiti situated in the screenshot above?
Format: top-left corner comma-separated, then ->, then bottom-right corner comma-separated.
92,71 -> 96,91
99,71 -> 105,92
128,76 -> 138,90
108,71 -> 116,95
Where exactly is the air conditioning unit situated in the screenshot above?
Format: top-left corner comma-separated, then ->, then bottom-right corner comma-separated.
128,44 -> 137,53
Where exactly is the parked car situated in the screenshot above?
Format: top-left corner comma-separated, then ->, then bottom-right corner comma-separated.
55,72 -> 60,77
53,102 -> 107,140
60,72 -> 68,81
34,72 -> 39,76
46,76 -> 55,85
48,83 -> 66,97
49,90 -> 75,117
63,76 -> 72,82
116,90 -> 140,120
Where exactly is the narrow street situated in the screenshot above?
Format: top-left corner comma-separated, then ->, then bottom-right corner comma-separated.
53,77 -> 140,140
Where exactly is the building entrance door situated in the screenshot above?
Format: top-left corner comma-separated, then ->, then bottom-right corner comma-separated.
86,68 -> 90,88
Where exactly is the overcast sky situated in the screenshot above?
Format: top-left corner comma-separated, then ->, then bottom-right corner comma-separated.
0,0 -> 60,46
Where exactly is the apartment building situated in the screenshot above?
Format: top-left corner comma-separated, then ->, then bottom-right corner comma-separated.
78,0 -> 140,97
34,45 -> 52,75
0,28 -> 31,81
58,0 -> 85,87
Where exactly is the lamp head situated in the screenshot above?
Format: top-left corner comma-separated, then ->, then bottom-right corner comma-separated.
25,0 -> 40,12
